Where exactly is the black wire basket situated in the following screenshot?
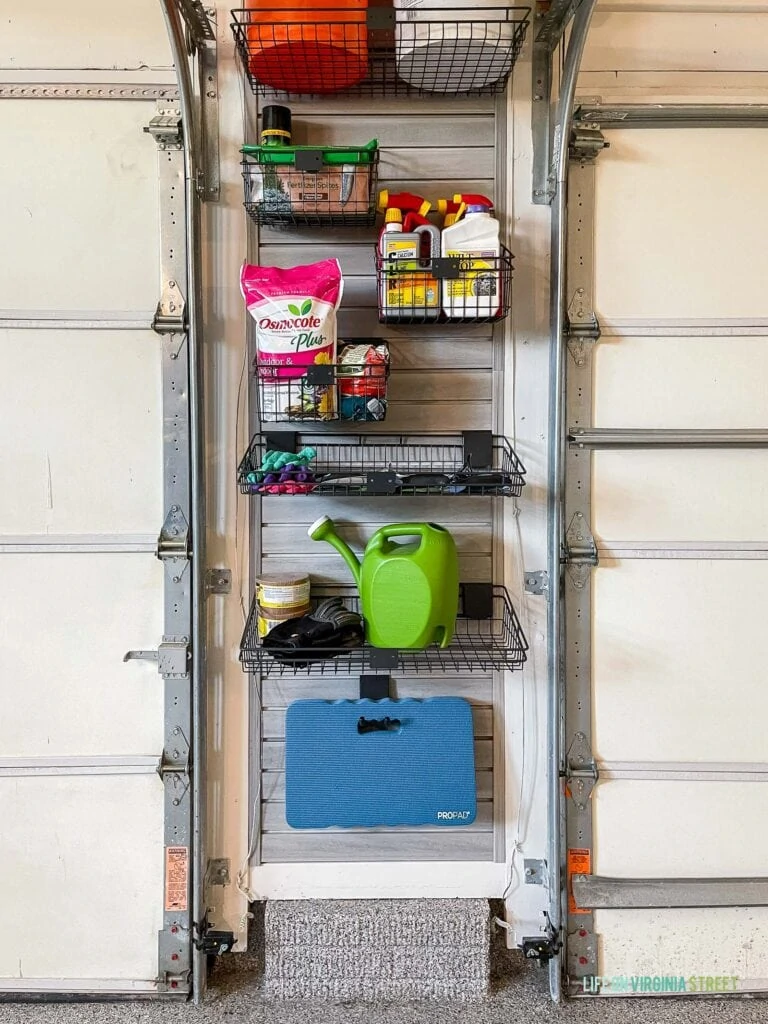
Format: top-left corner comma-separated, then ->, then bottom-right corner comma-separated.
240,583 -> 528,675
238,430 -> 526,497
256,354 -> 390,423
242,151 -> 379,228
375,246 -> 514,325
231,6 -> 531,99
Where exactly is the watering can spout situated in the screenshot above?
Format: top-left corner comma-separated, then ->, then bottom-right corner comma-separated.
308,516 -> 361,588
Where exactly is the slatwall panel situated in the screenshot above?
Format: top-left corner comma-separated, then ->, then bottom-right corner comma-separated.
250,92 -> 504,863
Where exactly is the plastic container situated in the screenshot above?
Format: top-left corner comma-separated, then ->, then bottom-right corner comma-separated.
441,202 -> 501,319
242,139 -> 378,225
244,0 -> 369,94
379,223 -> 441,320
394,0 -> 519,94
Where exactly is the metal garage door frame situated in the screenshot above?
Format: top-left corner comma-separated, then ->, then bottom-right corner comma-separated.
549,87 -> 768,1006
0,0 -> 214,1001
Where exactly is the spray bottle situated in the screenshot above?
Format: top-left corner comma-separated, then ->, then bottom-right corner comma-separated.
380,222 -> 441,320
377,190 -> 432,217
440,193 -> 501,320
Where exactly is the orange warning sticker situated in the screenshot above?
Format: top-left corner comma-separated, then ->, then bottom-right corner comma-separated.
568,847 -> 592,915
165,846 -> 189,912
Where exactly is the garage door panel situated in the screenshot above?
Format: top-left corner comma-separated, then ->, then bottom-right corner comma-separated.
0,553 -> 163,756
594,780 -> 768,877
0,774 -> 163,981
593,450 -> 768,543
594,336 -> 768,428
0,329 -> 162,534
2,1 -> 172,71
593,560 -> 768,762
583,11 -> 768,74
594,131 -> 768,320
0,101 -> 159,311
596,907 -> 768,983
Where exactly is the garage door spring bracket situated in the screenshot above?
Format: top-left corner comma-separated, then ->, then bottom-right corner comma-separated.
566,289 -> 601,367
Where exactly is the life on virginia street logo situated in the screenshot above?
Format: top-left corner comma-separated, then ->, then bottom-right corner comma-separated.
583,974 -> 740,994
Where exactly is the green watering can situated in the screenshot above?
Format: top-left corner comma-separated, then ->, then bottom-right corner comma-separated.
308,517 -> 460,649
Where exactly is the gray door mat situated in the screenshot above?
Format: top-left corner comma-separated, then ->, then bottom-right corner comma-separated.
264,899 -> 491,1001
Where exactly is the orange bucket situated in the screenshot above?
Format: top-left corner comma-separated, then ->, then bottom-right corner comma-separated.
245,0 -> 369,94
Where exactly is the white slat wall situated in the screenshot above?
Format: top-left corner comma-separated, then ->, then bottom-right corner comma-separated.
249,91 -> 505,863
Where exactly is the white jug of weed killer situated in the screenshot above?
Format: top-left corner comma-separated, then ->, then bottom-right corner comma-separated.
441,205 -> 501,320
394,0 -> 517,94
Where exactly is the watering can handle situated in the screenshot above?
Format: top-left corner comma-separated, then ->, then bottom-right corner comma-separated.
374,523 -> 425,553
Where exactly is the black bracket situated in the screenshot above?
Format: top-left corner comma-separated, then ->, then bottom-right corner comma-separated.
366,6 -> 395,29
521,934 -> 561,966
264,430 -> 298,454
431,257 -> 462,280
368,648 -> 399,670
305,363 -> 334,386
295,149 -> 324,173
359,675 -> 391,700
366,470 -> 400,495
463,430 -> 493,470
193,914 -> 234,957
462,582 -> 494,621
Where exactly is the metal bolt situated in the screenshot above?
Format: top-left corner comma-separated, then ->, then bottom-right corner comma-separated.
579,956 -> 588,966
169,280 -> 176,288
207,90 -> 216,99
170,352 -> 178,360
173,749 -> 180,759
579,929 -> 587,938
525,867 -> 535,877
173,728 -> 180,736
171,505 -> 179,513
173,575 -> 180,583
173,798 -> 180,806
171,954 -> 179,961
171,926 -> 178,935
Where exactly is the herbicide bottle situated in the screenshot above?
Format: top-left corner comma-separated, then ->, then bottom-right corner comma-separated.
380,218 -> 441,321
440,195 -> 501,320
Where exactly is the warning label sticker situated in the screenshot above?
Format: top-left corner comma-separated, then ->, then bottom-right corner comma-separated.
165,846 -> 189,912
567,847 -> 592,915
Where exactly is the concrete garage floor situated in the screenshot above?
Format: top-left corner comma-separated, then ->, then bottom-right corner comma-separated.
2,913 -> 766,1024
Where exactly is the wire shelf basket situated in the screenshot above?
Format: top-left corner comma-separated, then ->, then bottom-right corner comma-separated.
240,583 -> 528,675
238,430 -> 526,497
375,246 -> 514,325
242,153 -> 378,228
231,7 -> 531,99
256,353 -> 390,423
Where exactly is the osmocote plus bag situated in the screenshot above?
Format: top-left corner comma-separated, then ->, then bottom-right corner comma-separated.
241,258 -> 344,420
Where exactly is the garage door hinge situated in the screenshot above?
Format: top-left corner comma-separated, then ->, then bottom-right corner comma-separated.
157,506 -> 190,560
566,732 -> 598,811
158,727 -> 191,804
153,282 -> 186,336
566,289 -> 601,367
194,913 -> 234,956
562,513 -> 598,589
569,122 -> 609,163
123,639 -> 190,679
144,111 -> 183,151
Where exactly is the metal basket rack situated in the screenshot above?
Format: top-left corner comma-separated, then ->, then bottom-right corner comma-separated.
237,430 -> 526,497
231,7 -> 531,99
240,583 -> 528,675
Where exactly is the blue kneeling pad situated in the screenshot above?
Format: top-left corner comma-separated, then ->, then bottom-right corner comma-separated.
285,697 -> 477,829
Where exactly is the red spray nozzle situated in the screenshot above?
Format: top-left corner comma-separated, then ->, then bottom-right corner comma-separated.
403,211 -> 432,231
453,193 -> 494,209
378,190 -> 432,217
